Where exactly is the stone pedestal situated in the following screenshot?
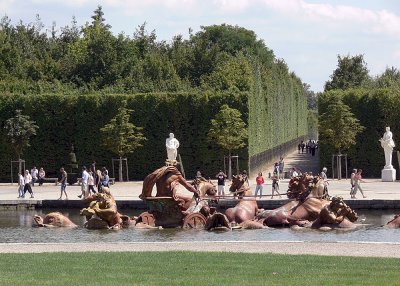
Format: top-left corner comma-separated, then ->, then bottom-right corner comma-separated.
382,167 -> 396,182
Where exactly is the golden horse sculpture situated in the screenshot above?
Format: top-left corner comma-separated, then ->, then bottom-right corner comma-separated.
137,167 -> 217,228
204,174 -> 265,230
140,165 -> 200,210
309,196 -> 359,229
80,191 -> 122,229
257,174 -> 331,227
33,212 -> 77,227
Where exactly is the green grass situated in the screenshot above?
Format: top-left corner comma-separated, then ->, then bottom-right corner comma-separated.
0,251 -> 399,285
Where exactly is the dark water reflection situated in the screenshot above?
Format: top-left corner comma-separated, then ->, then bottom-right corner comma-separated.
0,209 -> 399,243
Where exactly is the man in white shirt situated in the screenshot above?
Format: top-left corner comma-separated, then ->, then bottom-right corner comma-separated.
291,168 -> 299,178
31,166 -> 38,186
78,166 -> 89,199
18,172 -> 25,198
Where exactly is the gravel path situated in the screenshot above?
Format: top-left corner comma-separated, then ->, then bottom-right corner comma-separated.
1,241 -> 400,258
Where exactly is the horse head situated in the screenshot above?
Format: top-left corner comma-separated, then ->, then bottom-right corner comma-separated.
192,177 -> 217,197
330,196 -> 358,222
229,174 -> 251,197
287,174 -> 314,200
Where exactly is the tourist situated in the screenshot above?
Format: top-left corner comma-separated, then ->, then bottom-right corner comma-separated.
298,143 -> 301,153
215,170 -> 227,197
350,169 -> 357,199
301,141 -> 305,153
101,167 -> 110,188
254,172 -> 264,199
96,169 -> 103,191
30,166 -> 38,186
17,172 -> 24,198
310,140 -> 317,156
58,167 -> 68,200
88,171 -> 96,195
291,168 -> 299,178
320,167 -> 329,197
23,170 -> 34,198
273,162 -> 279,177
241,170 -> 249,183
38,167 -> 46,186
353,169 -> 367,198
78,166 -> 89,199
279,157 -> 285,179
271,171 -> 282,199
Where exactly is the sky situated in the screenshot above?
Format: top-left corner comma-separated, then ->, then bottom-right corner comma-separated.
1,0 -> 399,92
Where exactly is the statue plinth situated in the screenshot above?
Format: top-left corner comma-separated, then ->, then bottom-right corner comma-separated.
382,167 -> 396,182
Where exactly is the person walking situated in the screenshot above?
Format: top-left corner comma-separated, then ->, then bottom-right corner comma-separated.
273,162 -> 279,177
350,169 -> 357,198
88,171 -> 96,195
17,172 -> 25,198
254,172 -> 264,199
279,157 -> 285,179
271,172 -> 282,199
78,166 -> 89,199
320,167 -> 329,198
23,170 -> 34,198
30,166 -> 38,187
215,170 -> 227,197
353,169 -> 367,198
58,167 -> 68,200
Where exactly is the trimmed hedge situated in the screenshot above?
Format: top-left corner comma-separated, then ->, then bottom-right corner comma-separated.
318,88 -> 400,178
0,79 -> 308,182
0,92 -> 248,182
248,62 -> 308,173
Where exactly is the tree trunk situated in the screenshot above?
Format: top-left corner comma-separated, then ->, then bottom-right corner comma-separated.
119,157 -> 123,182
18,154 -> 22,174
337,148 -> 342,180
228,151 -> 232,180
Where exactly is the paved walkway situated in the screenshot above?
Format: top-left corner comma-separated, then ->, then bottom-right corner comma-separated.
0,148 -> 398,207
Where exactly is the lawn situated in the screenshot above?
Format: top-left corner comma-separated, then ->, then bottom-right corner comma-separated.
0,251 -> 399,285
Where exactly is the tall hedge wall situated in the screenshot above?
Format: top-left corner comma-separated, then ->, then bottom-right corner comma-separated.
0,92 -> 248,182
248,62 -> 308,174
318,88 -> 400,178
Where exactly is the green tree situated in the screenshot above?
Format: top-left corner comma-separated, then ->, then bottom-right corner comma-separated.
208,104 -> 248,179
319,99 -> 364,178
4,110 -> 39,172
374,66 -> 400,90
324,54 -> 370,91
100,101 -> 146,181
319,99 -> 364,154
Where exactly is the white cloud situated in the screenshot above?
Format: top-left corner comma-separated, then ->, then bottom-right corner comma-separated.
103,0 -> 199,16
213,0 -> 252,13
262,0 -> 400,38
31,0 -> 90,6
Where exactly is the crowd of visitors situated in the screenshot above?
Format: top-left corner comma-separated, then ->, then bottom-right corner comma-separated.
16,162 -> 111,200
298,139 -> 318,156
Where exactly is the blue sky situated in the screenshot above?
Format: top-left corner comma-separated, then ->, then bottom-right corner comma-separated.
1,0 -> 399,92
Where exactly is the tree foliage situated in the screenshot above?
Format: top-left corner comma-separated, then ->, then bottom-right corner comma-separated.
208,104 -> 248,154
100,100 -> 146,157
319,99 -> 364,154
4,109 -> 39,159
324,54 -> 370,91
0,7 -> 309,179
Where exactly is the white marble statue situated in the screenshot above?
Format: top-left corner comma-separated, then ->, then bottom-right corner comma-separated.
166,133 -> 180,161
379,126 -> 395,169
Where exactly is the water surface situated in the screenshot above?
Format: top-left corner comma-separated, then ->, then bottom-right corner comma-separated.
1,209 -> 399,244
